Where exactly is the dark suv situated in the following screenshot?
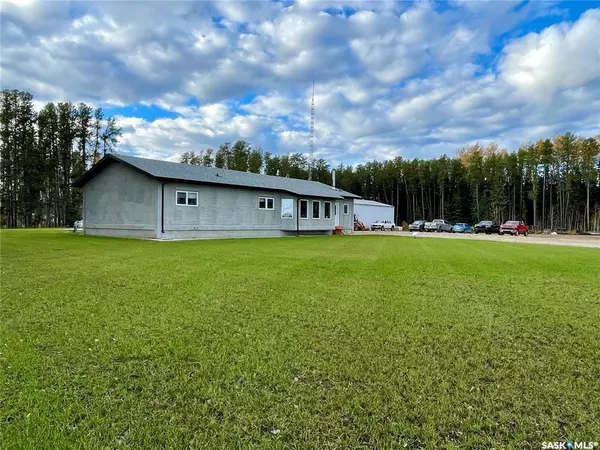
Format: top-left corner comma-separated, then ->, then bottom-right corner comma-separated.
473,220 -> 500,234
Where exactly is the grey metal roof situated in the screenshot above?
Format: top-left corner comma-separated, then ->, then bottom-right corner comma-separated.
74,154 -> 360,200
354,199 -> 394,208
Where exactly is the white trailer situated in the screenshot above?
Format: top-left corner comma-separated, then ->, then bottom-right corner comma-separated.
353,199 -> 395,227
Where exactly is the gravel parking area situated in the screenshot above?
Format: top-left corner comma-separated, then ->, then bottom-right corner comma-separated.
357,230 -> 600,248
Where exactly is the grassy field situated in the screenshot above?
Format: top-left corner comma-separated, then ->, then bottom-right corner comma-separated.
1,230 -> 599,449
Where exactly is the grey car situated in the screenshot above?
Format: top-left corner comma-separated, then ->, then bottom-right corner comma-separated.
409,220 -> 426,231
424,219 -> 452,232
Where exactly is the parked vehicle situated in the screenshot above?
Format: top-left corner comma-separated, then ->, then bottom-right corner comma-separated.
408,220 -> 426,232
424,219 -> 452,232
371,220 -> 396,231
74,219 -> 83,229
473,220 -> 500,234
500,220 -> 529,236
451,223 -> 472,233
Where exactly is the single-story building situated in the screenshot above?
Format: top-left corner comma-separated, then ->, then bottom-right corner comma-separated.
353,199 -> 395,227
73,154 -> 360,240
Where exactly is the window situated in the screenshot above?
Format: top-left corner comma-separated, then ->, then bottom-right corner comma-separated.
300,200 -> 308,219
176,190 -> 198,206
324,201 -> 331,219
281,199 -> 294,219
343,203 -> 349,215
312,200 -> 320,219
258,197 -> 274,210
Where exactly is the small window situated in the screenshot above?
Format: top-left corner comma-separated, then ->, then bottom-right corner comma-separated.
312,200 -> 320,219
324,201 -> 331,219
300,200 -> 308,219
343,203 -> 349,215
258,197 -> 274,210
176,190 -> 198,206
281,199 -> 294,219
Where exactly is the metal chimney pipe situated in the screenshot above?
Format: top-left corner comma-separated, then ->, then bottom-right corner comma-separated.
332,169 -> 336,188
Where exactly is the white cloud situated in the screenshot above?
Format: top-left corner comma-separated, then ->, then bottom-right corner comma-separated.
500,9 -> 600,100
243,92 -> 302,117
1,1 -> 598,164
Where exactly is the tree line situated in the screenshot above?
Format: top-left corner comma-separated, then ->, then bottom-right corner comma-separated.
1,90 -> 122,227
2,90 -> 599,232
182,134 -> 600,232
179,142 -> 334,182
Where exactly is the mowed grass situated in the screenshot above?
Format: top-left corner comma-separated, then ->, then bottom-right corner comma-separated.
1,231 -> 599,449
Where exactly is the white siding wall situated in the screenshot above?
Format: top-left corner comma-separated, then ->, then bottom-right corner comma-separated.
354,201 -> 394,227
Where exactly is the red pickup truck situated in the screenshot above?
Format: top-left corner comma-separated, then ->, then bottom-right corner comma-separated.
500,220 -> 529,236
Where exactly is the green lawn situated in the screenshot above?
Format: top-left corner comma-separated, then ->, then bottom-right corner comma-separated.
1,230 -> 599,449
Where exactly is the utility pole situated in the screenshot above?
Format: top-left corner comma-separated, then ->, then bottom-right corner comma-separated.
309,77 -> 315,181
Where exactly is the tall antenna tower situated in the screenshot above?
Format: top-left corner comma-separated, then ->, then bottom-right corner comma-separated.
309,77 -> 315,181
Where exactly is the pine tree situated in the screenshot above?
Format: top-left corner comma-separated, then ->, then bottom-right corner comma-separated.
92,108 -> 103,163
1,90 -> 599,232
101,116 -> 122,156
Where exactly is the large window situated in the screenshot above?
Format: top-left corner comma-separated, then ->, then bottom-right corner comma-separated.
312,200 -> 320,219
343,203 -> 349,215
324,201 -> 331,219
176,190 -> 198,206
281,198 -> 294,219
258,197 -> 274,210
300,200 -> 308,219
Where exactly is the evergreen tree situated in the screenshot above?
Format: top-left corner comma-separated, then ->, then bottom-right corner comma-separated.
92,108 -> 103,164
101,116 -> 122,156
248,146 -> 263,173
1,90 -> 599,232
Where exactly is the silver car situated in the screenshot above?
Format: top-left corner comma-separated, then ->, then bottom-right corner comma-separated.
424,219 -> 452,232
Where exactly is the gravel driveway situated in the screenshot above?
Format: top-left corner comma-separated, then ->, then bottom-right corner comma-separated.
356,230 -> 600,248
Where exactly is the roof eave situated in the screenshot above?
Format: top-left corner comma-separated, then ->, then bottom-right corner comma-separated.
72,154 -> 357,201
71,153 -> 157,188
71,155 -> 115,188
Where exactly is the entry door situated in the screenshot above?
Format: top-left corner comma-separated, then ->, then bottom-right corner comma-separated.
334,202 -> 340,226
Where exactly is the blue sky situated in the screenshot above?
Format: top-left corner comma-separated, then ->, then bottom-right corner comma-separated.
1,0 -> 599,164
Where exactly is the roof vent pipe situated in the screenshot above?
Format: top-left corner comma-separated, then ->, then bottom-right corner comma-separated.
332,169 -> 336,188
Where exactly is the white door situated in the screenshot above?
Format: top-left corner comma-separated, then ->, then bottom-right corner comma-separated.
334,203 -> 340,226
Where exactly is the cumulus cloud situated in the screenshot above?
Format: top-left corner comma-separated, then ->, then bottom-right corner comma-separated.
500,8 -> 600,100
1,1 -> 598,164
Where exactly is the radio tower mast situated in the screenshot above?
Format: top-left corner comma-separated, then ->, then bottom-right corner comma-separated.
309,77 -> 315,181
